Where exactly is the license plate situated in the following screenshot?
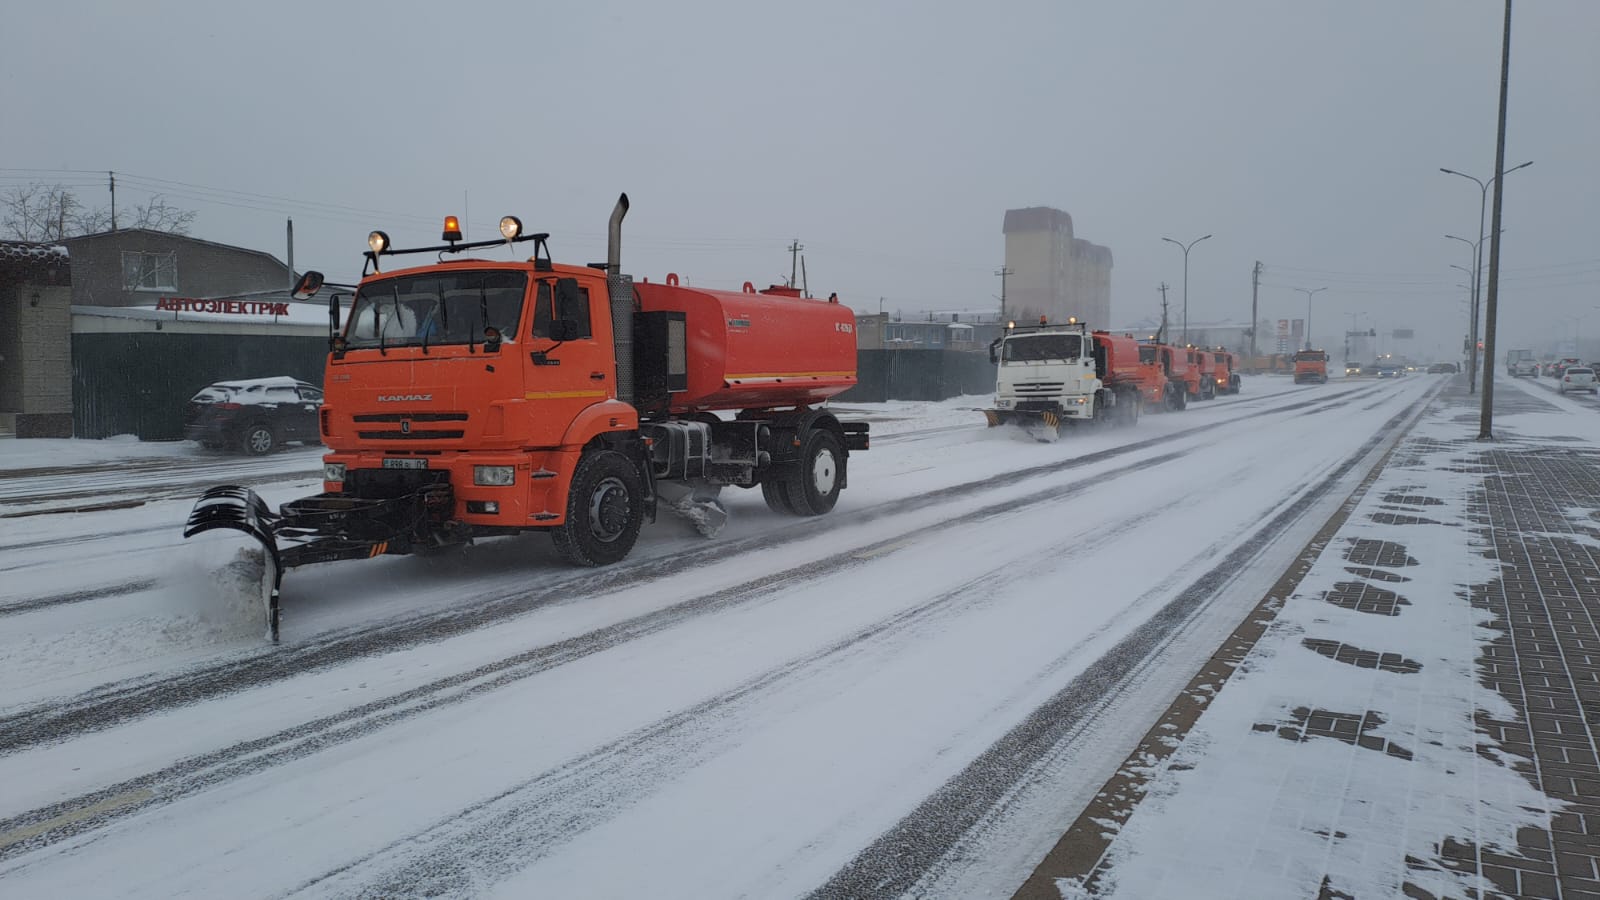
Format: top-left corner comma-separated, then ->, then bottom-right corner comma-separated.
382,458 -> 427,470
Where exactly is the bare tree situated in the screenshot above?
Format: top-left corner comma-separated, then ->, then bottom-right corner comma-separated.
127,195 -> 196,235
1,182 -> 195,241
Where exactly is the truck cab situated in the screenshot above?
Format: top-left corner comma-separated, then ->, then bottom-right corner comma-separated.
987,320 -> 1103,429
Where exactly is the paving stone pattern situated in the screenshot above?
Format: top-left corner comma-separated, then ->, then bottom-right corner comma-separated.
1457,433 -> 1600,899
1011,381 -> 1600,899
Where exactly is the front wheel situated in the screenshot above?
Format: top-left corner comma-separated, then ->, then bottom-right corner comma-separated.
551,449 -> 645,566
779,428 -> 844,516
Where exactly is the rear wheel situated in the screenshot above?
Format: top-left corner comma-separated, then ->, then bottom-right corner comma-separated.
552,449 -> 644,566
761,479 -> 796,514
780,428 -> 844,516
241,423 -> 276,455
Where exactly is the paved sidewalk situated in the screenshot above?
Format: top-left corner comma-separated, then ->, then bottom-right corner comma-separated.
1016,377 -> 1600,899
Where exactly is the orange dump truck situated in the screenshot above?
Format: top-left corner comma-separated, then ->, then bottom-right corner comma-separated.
185,196 -> 869,639
1294,348 -> 1330,384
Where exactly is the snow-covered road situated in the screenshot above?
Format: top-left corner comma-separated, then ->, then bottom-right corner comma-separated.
0,375 -> 1440,898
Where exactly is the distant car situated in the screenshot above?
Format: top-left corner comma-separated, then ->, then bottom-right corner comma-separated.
1426,363 -> 1451,374
183,377 -> 324,454
1345,362 -> 1363,376
1377,364 -> 1401,378
1558,366 -> 1597,395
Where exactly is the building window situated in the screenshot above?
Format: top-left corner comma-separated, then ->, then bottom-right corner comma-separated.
122,251 -> 178,292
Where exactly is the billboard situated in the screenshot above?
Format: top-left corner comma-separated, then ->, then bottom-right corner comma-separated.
1392,328 -> 1414,340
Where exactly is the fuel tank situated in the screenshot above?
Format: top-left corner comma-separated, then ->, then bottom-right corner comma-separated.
635,279 -> 858,412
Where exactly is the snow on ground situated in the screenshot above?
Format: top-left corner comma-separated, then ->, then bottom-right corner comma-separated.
0,373 -> 1420,898
1059,378 -> 1587,899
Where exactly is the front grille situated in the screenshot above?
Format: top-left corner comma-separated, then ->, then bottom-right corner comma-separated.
1013,382 -> 1066,395
353,412 -> 469,423
354,410 -> 468,440
357,429 -> 466,440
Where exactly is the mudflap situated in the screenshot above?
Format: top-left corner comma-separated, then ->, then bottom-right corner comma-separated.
185,486 -> 286,641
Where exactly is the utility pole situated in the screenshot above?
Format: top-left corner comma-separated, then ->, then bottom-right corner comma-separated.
800,256 -> 809,298
1480,0 -> 1514,441
1158,282 -> 1170,343
108,171 -> 117,231
995,266 -> 1013,321
1250,261 -> 1263,361
788,239 -> 803,289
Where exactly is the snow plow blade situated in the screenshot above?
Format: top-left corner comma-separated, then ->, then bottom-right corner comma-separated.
184,483 -> 455,642
184,486 -> 286,641
984,408 -> 1062,436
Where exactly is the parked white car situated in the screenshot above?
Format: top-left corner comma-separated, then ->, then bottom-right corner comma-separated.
1558,366 -> 1597,395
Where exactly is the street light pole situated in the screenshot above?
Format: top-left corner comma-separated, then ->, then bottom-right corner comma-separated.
1440,159 -> 1532,394
1293,287 -> 1327,350
1162,234 -> 1212,344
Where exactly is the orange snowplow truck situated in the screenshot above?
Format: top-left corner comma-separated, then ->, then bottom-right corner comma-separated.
184,196 -> 868,640
1293,348 -> 1330,384
1138,341 -> 1197,410
1210,349 -> 1241,395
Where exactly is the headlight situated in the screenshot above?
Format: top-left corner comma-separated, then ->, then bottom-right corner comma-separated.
995,398 -> 1013,409
474,465 -> 515,486
323,462 -> 346,482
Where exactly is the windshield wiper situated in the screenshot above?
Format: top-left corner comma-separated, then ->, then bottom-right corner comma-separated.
378,283 -> 399,356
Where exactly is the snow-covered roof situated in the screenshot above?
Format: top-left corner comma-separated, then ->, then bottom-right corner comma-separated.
0,240 -> 71,283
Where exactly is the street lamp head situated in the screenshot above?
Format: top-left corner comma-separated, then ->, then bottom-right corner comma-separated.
1506,160 -> 1533,175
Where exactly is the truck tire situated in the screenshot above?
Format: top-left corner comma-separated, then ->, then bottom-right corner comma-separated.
761,479 -> 796,514
241,423 -> 277,455
780,428 -> 844,516
551,449 -> 644,566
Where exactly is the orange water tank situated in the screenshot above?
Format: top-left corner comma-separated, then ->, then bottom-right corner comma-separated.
634,280 -> 858,412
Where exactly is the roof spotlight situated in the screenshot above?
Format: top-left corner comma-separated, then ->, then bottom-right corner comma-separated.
499,216 -> 522,241
442,216 -> 463,242
368,230 -> 390,255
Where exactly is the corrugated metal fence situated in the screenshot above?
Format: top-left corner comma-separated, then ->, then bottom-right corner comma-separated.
72,333 -> 327,440
836,349 -> 995,403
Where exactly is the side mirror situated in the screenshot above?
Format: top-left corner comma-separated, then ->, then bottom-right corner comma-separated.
293,271 -> 325,300
550,319 -> 581,342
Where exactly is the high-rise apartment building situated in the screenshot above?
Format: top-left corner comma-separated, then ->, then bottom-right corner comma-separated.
1001,207 -> 1113,328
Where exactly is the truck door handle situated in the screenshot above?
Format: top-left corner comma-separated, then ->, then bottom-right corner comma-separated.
590,372 -> 606,381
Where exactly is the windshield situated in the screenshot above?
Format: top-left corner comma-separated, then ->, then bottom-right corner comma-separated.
1296,351 -> 1327,362
345,270 -> 527,348
1137,345 -> 1157,364
1002,333 -> 1082,363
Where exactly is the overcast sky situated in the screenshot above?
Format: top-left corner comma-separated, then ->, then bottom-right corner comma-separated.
5,0 -> 1596,359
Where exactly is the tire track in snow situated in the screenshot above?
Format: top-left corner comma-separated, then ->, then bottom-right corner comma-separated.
804,381 -> 1441,899
0,448 -> 1192,864
0,382 -> 1382,758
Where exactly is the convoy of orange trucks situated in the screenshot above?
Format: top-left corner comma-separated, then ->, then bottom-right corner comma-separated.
982,318 -> 1251,437
186,196 -> 869,639
182,196 -> 1341,639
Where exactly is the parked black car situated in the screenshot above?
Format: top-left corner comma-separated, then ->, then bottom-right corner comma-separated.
183,377 -> 324,454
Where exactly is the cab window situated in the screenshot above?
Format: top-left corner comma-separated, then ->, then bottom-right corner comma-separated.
531,278 -> 593,339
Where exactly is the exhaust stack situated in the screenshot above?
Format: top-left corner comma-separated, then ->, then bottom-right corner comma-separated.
607,193 -> 634,405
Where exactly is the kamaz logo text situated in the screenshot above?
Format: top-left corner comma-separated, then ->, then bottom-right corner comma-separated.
377,394 -> 432,402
